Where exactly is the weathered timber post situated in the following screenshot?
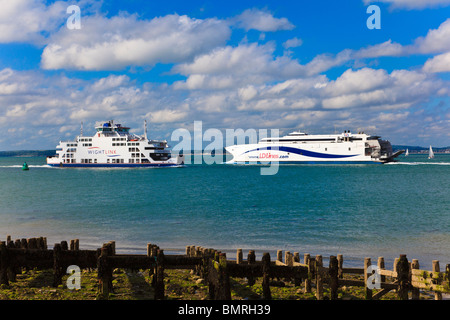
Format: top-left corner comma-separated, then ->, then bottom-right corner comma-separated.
293,252 -> 301,286
304,253 -> 311,293
364,258 -> 372,300
446,264 -> 450,286
411,259 -> 420,300
378,257 -> 385,283
53,243 -> 63,287
276,250 -> 283,282
285,251 -> 293,283
215,253 -> 231,300
14,239 -> 22,275
329,255 -> 339,300
337,254 -> 343,279
60,240 -> 68,251
393,258 -> 399,274
0,241 -> 9,286
432,260 -> 442,300
38,237 -> 46,250
396,254 -> 409,300
70,239 -> 79,251
207,250 -> 217,300
315,255 -> 323,300
148,243 -> 159,278
277,250 -> 282,263
262,252 -> 271,300
6,241 -> 16,282
154,249 -> 165,300
97,243 -> 113,299
27,238 -> 37,249
247,250 -> 256,286
236,249 -> 243,264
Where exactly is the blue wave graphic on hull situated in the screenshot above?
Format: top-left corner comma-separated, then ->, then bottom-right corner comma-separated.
243,146 -> 358,159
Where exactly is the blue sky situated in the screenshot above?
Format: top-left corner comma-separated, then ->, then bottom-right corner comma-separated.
0,0 -> 450,150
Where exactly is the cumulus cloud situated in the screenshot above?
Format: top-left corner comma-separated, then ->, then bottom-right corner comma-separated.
232,8 -> 295,32
414,18 -> 450,54
172,43 -> 306,89
0,0 -> 66,44
283,37 -> 303,49
41,13 -> 231,70
363,0 -> 450,9
423,52 -> 450,73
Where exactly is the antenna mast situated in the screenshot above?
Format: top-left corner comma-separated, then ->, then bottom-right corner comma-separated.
144,120 -> 148,140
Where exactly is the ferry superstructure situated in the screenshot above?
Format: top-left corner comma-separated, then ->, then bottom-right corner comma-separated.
225,131 -> 403,164
47,120 -> 184,167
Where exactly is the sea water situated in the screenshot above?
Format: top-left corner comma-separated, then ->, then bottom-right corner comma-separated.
0,154 -> 449,268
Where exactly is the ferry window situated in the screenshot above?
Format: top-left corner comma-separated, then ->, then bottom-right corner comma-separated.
107,159 -> 110,163
348,147 -> 351,151
94,159 -> 97,163
325,148 -> 327,151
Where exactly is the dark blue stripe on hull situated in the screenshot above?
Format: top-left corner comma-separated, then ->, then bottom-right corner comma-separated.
231,161 -> 382,165
47,163 -> 180,168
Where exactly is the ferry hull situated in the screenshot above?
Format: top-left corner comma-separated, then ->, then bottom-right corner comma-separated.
47,162 -> 182,168
228,160 -> 383,165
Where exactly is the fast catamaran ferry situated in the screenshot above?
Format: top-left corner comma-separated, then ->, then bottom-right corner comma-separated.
225,130 -> 403,164
47,120 -> 184,167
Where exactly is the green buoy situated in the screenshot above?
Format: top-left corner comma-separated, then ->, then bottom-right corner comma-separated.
22,162 -> 29,170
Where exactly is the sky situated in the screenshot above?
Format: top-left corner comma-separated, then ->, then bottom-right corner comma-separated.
0,0 -> 450,150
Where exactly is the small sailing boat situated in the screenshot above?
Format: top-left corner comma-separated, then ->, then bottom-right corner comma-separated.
405,149 -> 409,156
428,146 -> 434,159
22,162 -> 29,170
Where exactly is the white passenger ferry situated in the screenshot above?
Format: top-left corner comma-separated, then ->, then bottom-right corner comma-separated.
47,120 -> 184,167
225,130 -> 403,164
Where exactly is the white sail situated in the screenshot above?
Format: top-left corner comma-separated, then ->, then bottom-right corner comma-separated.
428,146 -> 434,159
405,148 -> 409,156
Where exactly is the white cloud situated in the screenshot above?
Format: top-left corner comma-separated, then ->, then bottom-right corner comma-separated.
172,43 -> 307,91
233,8 -> 294,32
147,109 -> 188,123
0,0 -> 66,44
423,52 -> 450,73
354,40 -> 405,58
363,0 -> 450,9
41,13 -> 231,70
414,18 -> 450,54
325,68 -> 390,96
283,37 -> 303,49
